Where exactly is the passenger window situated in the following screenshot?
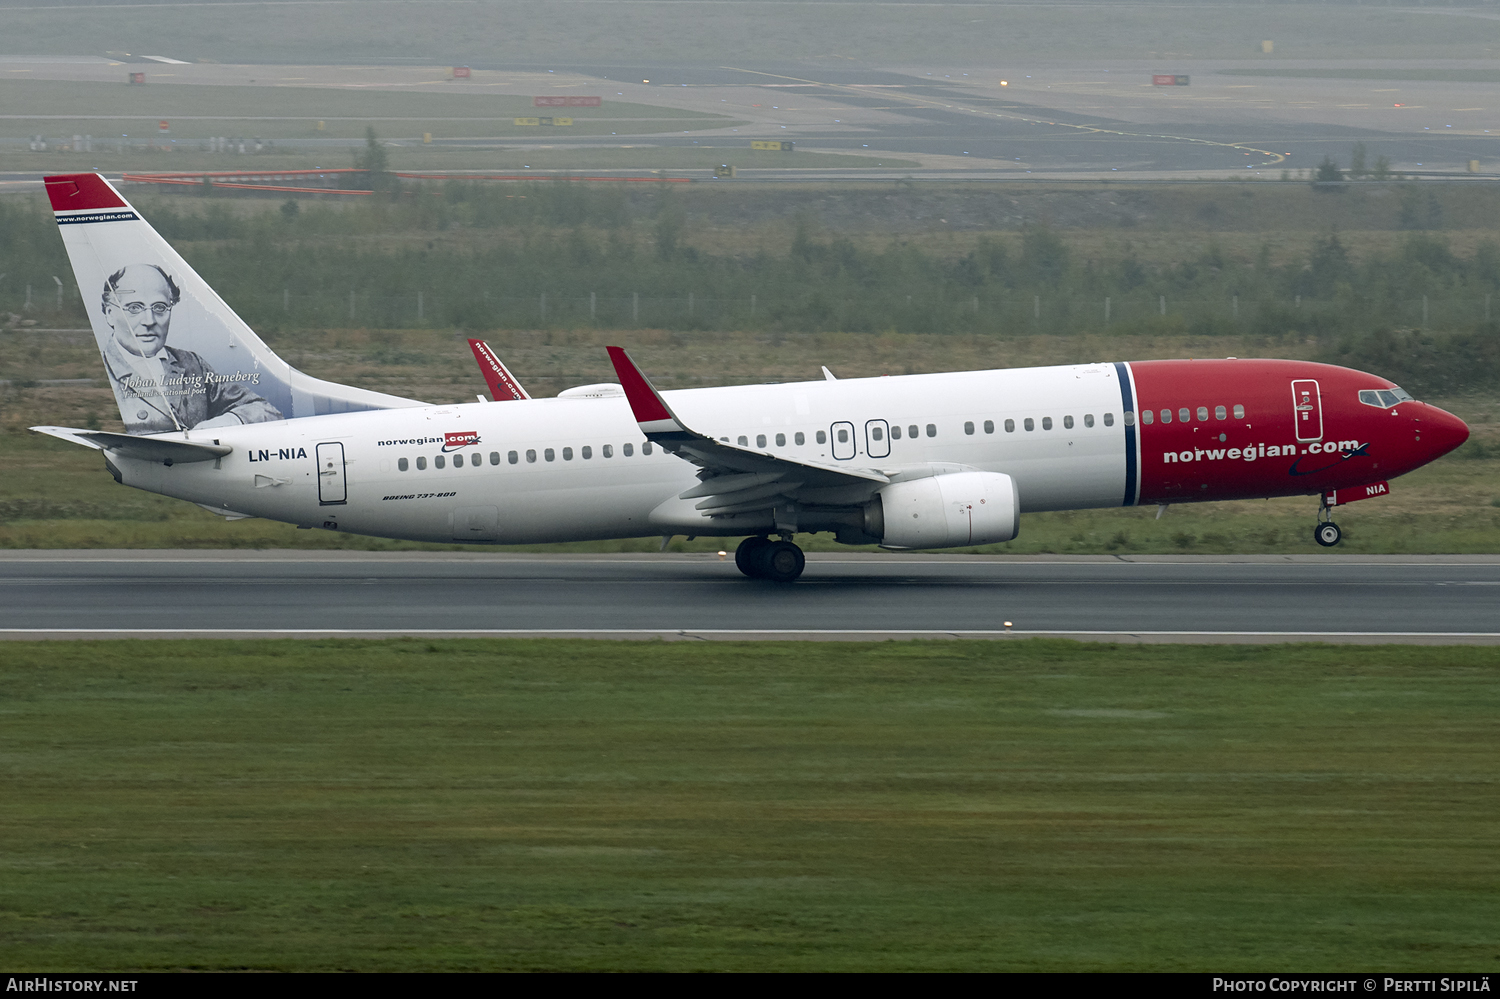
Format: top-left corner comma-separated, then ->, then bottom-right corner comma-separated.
490,451 -> 500,465
1084,414 -> 1094,428
794,432 -> 805,445
582,446 -> 592,459
908,425 -> 918,439
757,434 -> 767,448
1024,418 -> 1034,432
1178,408 -> 1190,423
416,456 -> 427,470
871,427 -> 883,441
836,428 -> 849,443
526,449 -> 536,463
1042,417 -> 1053,430
643,442 -> 653,455
816,431 -> 827,444
603,444 -> 613,458
1196,407 -> 1208,422
1107,413 -> 1118,427
776,433 -> 786,446
984,420 -> 994,434
1214,406 -> 1227,420
562,447 -> 573,460
623,443 -> 634,456
1142,410 -> 1154,425
1160,409 -> 1171,424
890,425 -> 901,440
926,424 -> 936,438
398,457 -> 409,471
508,451 -> 519,464
434,455 -> 445,469
1063,415 -> 1074,430
472,456 -> 481,470
738,435 -> 748,446
1233,404 -> 1245,419
1004,419 -> 1015,432
544,448 -> 554,462
964,421 -> 975,435
453,453 -> 465,467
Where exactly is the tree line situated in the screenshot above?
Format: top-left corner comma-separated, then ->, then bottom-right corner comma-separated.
3,182 -> 1499,396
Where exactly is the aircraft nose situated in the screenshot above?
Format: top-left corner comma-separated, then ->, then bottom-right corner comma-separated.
1419,404 -> 1469,459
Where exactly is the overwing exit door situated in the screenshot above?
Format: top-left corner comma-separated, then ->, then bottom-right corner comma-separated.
316,441 -> 347,505
830,421 -> 856,460
865,419 -> 890,459
1291,379 -> 1323,442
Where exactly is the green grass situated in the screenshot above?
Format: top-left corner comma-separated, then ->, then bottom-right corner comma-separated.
0,639 -> 1496,970
0,143 -> 903,176
2,2 -> 1497,64
0,80 -> 723,125
1220,68 -> 1500,83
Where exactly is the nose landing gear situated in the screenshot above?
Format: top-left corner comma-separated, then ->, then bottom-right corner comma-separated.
1313,497 -> 1342,548
734,535 -> 806,582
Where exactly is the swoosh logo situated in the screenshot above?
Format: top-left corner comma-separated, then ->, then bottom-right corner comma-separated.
1288,442 -> 1370,477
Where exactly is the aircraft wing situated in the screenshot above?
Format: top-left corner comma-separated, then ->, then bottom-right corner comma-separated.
606,346 -> 887,516
468,339 -> 531,401
31,426 -> 231,464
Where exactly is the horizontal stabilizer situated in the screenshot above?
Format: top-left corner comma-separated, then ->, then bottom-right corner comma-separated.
31,425 -> 230,464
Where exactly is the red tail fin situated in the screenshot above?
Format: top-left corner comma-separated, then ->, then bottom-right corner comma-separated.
468,339 -> 530,401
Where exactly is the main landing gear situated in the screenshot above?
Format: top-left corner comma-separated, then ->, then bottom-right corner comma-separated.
1313,498 -> 1342,548
735,535 -> 806,582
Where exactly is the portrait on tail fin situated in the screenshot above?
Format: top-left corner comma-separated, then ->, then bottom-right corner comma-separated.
99,264 -> 283,434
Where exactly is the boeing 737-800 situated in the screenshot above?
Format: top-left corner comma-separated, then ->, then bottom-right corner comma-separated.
32,173 -> 1470,581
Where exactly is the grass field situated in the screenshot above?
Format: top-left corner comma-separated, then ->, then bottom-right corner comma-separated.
0,639 -> 1495,971
0,145 -> 901,176
2,1 -> 1497,64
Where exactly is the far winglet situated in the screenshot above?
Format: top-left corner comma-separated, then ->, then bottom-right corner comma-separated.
606,345 -> 688,438
468,339 -> 531,401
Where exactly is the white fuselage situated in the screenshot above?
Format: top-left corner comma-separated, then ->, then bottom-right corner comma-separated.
111,362 -> 1136,543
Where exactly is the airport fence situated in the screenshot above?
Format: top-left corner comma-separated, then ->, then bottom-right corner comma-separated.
3,286 -> 1498,340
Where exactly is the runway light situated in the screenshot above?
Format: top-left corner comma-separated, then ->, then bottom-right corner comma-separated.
718,551 -> 727,560
1000,80 -> 1008,86
1004,621 -> 1013,633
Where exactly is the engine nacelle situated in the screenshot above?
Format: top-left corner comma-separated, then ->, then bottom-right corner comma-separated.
873,472 -> 1019,549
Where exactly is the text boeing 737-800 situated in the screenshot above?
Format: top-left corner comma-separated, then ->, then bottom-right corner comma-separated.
32,173 -> 1470,581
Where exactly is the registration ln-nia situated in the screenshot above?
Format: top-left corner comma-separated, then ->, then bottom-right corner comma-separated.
33,174 -> 1471,582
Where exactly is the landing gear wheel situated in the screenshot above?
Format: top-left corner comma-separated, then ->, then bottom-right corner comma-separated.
1314,522 -> 1342,547
735,536 -> 771,578
757,540 -> 806,583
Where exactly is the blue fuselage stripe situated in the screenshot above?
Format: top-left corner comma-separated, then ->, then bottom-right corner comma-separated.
1114,361 -> 1137,506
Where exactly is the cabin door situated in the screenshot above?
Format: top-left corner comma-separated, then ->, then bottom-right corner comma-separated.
1291,380 -> 1323,442
316,442 -> 347,505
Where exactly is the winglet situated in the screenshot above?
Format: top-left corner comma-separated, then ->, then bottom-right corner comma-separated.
468,339 -> 531,401
605,346 -> 688,438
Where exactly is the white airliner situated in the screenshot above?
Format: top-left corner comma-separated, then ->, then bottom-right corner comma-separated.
33,173 -> 1469,581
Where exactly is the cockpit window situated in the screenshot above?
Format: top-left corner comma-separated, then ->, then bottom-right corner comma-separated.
1360,386 -> 1415,409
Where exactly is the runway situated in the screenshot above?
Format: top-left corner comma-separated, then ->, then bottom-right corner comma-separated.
1,552 -> 1498,643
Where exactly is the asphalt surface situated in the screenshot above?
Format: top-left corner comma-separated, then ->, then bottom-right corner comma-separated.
2,552 -> 1497,642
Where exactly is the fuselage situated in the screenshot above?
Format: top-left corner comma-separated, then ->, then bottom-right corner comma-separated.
102,358 -> 1469,546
